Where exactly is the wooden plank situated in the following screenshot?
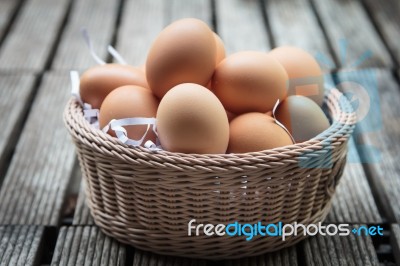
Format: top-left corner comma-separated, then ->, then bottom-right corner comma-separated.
51,226 -> 126,266
311,0 -> 393,68
335,69 -> 400,222
303,225 -> 379,265
132,249 -> 207,266
0,73 -> 76,225
392,224 -> 400,265
326,139 -> 382,224
73,180 -> 94,225
115,0 -> 166,66
216,0 -> 270,54
0,74 -> 35,179
0,0 -> 22,39
167,0 -> 212,28
0,0 -> 70,72
51,0 -> 119,71
0,225 -> 44,266
362,0 -> 400,66
224,247 -> 297,266
265,0 -> 336,70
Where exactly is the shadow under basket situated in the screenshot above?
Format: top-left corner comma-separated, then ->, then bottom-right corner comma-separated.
64,88 -> 356,260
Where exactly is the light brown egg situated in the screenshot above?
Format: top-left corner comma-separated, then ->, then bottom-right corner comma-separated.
146,18 -> 216,99
99,85 -> 159,144
80,64 -> 148,109
268,46 -> 324,106
213,32 -> 225,64
156,83 -> 229,154
212,51 -> 288,114
275,95 -> 330,143
228,112 -> 293,153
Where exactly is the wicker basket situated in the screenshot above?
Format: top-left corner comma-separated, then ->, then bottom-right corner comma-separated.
64,88 -> 356,259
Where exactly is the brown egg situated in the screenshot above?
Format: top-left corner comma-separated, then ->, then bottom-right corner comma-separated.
228,112 -> 293,153
99,85 -> 159,144
268,46 -> 324,106
146,18 -> 216,99
212,51 -> 288,114
213,32 -> 225,64
275,95 -> 330,143
80,64 -> 148,109
156,83 -> 229,154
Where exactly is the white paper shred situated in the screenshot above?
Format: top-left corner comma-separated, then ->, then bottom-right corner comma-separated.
81,28 -> 106,65
272,99 -> 296,144
107,45 -> 128,65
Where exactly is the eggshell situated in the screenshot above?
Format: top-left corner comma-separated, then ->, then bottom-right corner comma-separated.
146,18 -> 217,99
212,51 -> 288,114
80,64 -> 148,109
228,112 -> 293,153
275,95 -> 330,143
268,46 -> 324,106
213,32 -> 225,64
156,83 -> 229,154
99,85 -> 159,144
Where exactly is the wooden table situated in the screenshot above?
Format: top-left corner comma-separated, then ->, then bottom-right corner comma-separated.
0,0 -> 399,265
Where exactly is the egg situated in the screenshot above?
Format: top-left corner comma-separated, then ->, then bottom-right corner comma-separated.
156,83 -> 229,154
80,64 -> 148,109
212,51 -> 288,114
213,32 -> 225,64
268,46 -> 324,106
146,18 -> 216,99
99,85 -> 159,144
275,95 -> 330,143
228,112 -> 293,153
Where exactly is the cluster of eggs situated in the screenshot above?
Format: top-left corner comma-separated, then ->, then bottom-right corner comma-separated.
79,18 -> 330,154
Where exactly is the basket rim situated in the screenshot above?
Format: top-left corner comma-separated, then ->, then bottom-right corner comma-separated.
64,87 -> 356,163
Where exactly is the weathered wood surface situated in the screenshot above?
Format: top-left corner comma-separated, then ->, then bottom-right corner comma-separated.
73,180 -> 94,225
0,74 -> 35,178
114,0 -> 166,66
0,0 -> 70,72
0,73 -> 76,225
391,224 -> 400,265
168,0 -> 212,28
265,0 -> 336,70
51,226 -> 126,266
362,0 -> 400,66
51,0 -> 120,71
0,0 -> 22,40
132,249 -> 207,266
312,0 -> 393,68
303,225 -> 380,265
335,69 -> 400,223
223,247 -> 297,266
326,139 -> 382,224
216,0 -> 270,54
0,225 -> 44,266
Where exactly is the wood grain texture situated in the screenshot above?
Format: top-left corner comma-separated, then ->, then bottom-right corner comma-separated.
0,225 -> 44,266
115,0 -> 166,66
132,249 -> 207,266
335,69 -> 400,222
0,0 -> 21,40
0,73 -> 76,225
326,139 -> 382,223
51,226 -> 126,266
167,0 -> 212,27
265,0 -> 335,70
224,247 -> 297,266
73,180 -> 94,225
391,224 -> 400,265
0,74 -> 35,177
0,0 -> 70,72
303,225 -> 379,265
216,0 -> 270,54
362,0 -> 400,66
311,0 -> 392,68
51,0 -> 119,71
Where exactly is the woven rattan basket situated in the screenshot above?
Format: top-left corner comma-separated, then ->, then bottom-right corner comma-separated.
64,88 -> 356,259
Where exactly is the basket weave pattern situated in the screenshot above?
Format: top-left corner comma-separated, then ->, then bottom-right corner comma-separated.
64,88 -> 356,259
